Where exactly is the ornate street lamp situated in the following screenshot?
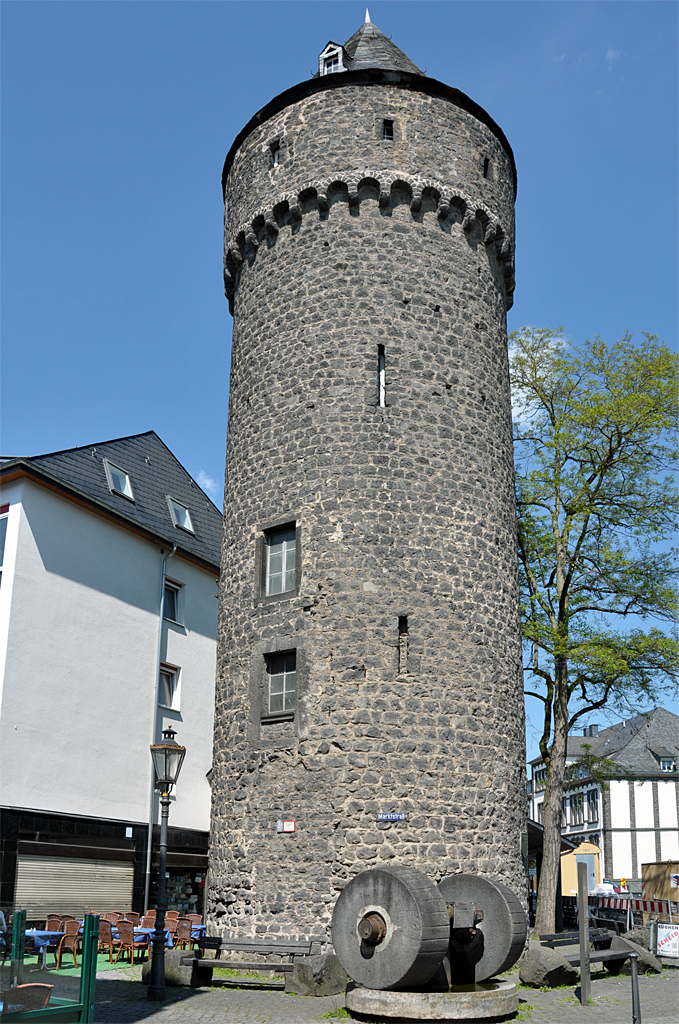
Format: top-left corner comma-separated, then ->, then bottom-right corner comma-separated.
147,725 -> 186,1002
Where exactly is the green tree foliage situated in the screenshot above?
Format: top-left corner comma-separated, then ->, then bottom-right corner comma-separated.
510,328 -> 678,936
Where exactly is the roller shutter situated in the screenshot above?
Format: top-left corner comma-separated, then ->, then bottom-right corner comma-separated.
14,855 -> 133,919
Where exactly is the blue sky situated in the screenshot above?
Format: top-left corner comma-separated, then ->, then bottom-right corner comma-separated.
2,1 -> 677,755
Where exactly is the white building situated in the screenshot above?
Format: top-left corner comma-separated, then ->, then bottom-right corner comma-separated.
0,432 -> 221,919
529,709 -> 679,892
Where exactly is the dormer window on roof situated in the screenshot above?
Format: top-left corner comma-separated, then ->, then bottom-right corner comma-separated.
168,496 -> 194,534
319,43 -> 345,76
104,460 -> 134,501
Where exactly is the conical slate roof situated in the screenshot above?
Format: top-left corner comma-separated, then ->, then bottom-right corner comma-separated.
343,18 -> 423,75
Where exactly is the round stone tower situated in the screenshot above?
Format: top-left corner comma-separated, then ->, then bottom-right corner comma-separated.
209,15 -> 526,947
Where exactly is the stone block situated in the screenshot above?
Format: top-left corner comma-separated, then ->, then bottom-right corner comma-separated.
606,935 -> 662,975
284,953 -> 347,997
622,927 -> 650,951
141,950 -> 213,988
518,941 -> 578,988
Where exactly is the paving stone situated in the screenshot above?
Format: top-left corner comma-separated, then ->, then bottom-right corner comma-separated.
91,967 -> 679,1022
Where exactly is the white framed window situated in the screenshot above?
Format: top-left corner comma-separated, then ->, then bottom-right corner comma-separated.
265,525 -> 296,595
167,496 -> 194,534
104,460 -> 134,501
0,503 -> 8,589
324,53 -> 339,74
266,651 -> 296,714
660,758 -> 676,772
159,664 -> 180,709
163,580 -> 181,623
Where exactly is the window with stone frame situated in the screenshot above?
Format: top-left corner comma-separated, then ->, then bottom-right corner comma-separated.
265,525 -> 296,596
586,789 -> 599,822
266,651 -> 296,715
570,793 -> 584,825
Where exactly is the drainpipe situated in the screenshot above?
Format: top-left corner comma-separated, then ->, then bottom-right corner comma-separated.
144,542 -> 178,912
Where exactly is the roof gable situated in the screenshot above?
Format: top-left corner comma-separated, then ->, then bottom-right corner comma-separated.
2,432 -> 223,570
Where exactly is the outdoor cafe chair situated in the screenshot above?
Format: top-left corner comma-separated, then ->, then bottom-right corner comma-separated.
3,984 -> 54,1011
187,914 -> 202,925
146,908 -> 157,917
59,915 -> 77,922
164,910 -> 179,921
45,916 -> 62,931
139,915 -> 155,928
114,921 -> 149,966
55,928 -> 80,970
100,913 -> 119,924
123,912 -> 140,926
175,920 -> 192,950
97,919 -> 116,963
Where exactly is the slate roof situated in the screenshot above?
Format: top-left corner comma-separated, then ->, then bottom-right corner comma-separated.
341,20 -> 423,75
1,432 -> 222,571
531,708 -> 679,777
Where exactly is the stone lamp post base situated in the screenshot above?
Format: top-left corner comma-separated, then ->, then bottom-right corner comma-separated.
345,980 -> 518,1021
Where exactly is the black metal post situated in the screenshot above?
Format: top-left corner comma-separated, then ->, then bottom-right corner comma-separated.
577,861 -> 591,1006
629,951 -> 642,1024
147,792 -> 170,1002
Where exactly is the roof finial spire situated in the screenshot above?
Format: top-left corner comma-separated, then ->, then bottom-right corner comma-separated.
365,8 -> 371,24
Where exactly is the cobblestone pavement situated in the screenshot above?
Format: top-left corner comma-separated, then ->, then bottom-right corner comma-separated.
93,966 -> 679,1023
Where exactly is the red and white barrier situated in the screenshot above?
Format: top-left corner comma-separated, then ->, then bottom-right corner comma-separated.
562,894 -> 678,914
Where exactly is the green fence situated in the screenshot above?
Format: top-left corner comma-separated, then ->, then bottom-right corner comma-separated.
1,912 -> 98,1021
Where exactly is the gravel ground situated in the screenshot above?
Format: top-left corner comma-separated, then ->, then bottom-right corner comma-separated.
92,964 -> 679,1023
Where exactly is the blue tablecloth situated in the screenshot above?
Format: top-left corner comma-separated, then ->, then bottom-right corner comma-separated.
112,926 -> 173,949
25,929 -> 64,951
192,925 -> 206,938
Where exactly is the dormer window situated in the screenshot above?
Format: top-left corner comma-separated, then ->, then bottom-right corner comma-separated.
319,43 -> 344,76
168,496 -> 194,534
661,758 -> 676,773
104,460 -> 134,501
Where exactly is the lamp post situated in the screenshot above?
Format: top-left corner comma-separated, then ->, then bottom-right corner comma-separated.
147,725 -> 186,1002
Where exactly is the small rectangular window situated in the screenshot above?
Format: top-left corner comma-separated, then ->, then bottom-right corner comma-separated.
266,525 -> 296,596
266,651 -> 296,714
398,615 -> 408,674
104,460 -> 134,501
378,345 -> 386,408
271,142 -> 280,168
661,758 -> 676,772
383,119 -> 394,142
168,496 -> 194,534
163,582 -> 180,622
483,157 -> 490,179
159,664 -> 179,709
324,54 -> 339,74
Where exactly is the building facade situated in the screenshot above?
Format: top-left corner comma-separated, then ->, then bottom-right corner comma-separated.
0,432 -> 221,919
529,710 -> 679,892
209,16 -> 526,945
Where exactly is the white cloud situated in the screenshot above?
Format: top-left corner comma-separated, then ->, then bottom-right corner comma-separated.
196,469 -> 220,499
604,46 -> 623,71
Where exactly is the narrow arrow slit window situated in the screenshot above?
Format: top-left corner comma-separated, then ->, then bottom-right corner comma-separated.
378,345 -> 386,408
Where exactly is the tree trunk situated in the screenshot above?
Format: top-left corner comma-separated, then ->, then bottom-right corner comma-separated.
532,659 -> 569,936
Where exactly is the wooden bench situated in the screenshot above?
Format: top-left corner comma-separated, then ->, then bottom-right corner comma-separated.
539,930 -> 629,970
180,937 -> 314,984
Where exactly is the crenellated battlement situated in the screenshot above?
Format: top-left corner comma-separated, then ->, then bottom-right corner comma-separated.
224,171 -> 515,313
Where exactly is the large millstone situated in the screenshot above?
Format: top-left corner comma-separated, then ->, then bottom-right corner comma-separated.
332,865 -> 450,990
438,874 -> 527,984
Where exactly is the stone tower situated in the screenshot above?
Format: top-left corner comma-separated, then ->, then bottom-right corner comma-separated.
209,15 -> 525,946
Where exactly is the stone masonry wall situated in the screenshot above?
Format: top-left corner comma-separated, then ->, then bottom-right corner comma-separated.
209,79 -> 526,949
